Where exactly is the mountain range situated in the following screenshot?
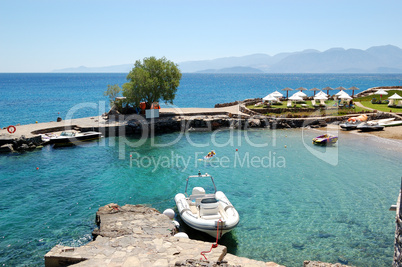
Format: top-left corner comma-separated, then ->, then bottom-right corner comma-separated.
53,45 -> 402,73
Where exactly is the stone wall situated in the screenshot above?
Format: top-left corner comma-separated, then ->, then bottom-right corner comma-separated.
249,107 -> 318,114
214,98 -> 261,108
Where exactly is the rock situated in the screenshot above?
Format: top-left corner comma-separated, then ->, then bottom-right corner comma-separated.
248,119 -> 261,127
17,144 -> 29,151
57,117 -> 62,122
0,144 -> 14,153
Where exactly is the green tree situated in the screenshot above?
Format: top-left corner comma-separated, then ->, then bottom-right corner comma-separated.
104,84 -> 123,112
122,56 -> 182,108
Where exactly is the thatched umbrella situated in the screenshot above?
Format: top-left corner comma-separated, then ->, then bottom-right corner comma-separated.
282,87 -> 293,99
323,86 -> 334,96
309,87 -> 320,96
296,87 -> 308,92
349,86 -> 359,97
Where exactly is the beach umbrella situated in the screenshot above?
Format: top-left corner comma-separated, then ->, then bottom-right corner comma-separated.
294,91 -> 307,98
309,87 -> 320,96
315,91 -> 328,97
271,90 -> 283,98
388,93 -> 402,100
375,89 -> 388,100
282,87 -> 293,99
288,94 -> 303,107
314,94 -> 328,105
314,94 -> 328,100
335,90 -> 350,97
339,94 -> 352,100
296,87 -> 308,92
263,94 -> 278,102
339,94 -> 352,104
349,86 -> 359,97
288,94 -> 303,101
334,90 -> 350,101
388,93 -> 402,106
323,86 -> 333,96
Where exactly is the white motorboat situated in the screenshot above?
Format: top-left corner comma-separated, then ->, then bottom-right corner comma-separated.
44,131 -> 102,145
174,172 -> 239,239
376,118 -> 402,127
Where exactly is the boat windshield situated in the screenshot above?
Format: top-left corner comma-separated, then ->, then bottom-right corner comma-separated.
184,172 -> 217,195
60,131 -> 75,137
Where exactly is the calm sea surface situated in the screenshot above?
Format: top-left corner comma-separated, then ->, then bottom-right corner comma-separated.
0,73 -> 402,266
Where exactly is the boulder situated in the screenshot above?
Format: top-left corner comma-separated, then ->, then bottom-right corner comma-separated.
0,144 -> 14,153
248,118 -> 261,127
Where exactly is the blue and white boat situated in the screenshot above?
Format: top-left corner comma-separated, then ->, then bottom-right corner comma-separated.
174,172 -> 239,239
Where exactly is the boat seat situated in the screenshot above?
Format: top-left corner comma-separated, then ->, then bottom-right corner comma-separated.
200,197 -> 219,217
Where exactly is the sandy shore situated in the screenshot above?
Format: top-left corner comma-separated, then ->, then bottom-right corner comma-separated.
363,125 -> 402,140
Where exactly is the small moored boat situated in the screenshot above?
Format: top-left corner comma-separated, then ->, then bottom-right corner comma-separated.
357,122 -> 384,132
339,121 -> 362,131
312,134 -> 338,146
340,114 -> 368,131
45,131 -> 102,145
378,118 -> 402,127
174,172 -> 239,239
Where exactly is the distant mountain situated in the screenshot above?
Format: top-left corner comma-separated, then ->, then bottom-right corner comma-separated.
185,45 -> 402,73
53,64 -> 133,73
53,45 -> 402,73
179,54 -> 277,73
196,66 -> 264,73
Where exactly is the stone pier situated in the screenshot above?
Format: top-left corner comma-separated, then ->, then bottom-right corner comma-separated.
45,204 -> 283,267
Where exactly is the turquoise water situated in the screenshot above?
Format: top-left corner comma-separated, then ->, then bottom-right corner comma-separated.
1,73 -> 402,266
0,128 -> 401,266
1,73 -> 402,127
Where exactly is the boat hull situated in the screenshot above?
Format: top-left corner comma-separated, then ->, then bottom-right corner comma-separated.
357,126 -> 384,132
175,191 -> 239,239
357,123 -> 384,132
312,135 -> 338,146
380,121 -> 402,127
340,122 -> 360,131
49,132 -> 102,145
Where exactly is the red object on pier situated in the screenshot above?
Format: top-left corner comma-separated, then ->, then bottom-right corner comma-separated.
7,125 -> 16,134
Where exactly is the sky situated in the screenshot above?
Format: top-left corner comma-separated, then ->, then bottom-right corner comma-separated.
1,0 -> 402,72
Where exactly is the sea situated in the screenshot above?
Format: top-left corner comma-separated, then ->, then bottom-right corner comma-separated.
0,73 -> 402,266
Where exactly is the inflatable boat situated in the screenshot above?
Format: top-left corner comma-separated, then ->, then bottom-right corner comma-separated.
174,172 -> 239,239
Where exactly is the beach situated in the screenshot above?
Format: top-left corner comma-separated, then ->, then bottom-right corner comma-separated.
363,125 -> 402,140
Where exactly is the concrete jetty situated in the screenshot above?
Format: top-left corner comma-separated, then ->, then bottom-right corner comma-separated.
2,100 -> 400,153
0,105 -> 247,140
45,204 -> 283,267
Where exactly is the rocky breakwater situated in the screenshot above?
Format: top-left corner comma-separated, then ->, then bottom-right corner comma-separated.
0,135 -> 44,153
126,115 -> 269,135
45,204 -> 282,267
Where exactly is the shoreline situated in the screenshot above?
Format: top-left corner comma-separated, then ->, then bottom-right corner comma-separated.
1,103 -> 401,153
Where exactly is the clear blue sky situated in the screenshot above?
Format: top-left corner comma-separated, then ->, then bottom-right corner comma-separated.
1,0 -> 401,72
